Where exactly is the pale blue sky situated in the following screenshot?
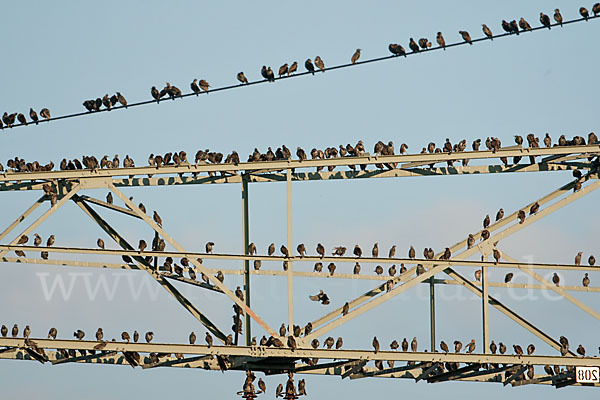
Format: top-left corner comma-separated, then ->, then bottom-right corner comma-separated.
1,1 -> 599,398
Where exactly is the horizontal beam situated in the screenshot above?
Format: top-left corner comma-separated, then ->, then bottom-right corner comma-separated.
0,338 -> 598,367
0,145 -> 598,185
2,245 -> 598,271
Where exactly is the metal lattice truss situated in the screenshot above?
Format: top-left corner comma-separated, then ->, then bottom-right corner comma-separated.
1,145 -> 599,389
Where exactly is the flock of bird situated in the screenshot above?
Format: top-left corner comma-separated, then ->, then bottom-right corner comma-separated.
0,6 -> 598,131
1,108 -> 50,129
2,131 -> 598,175
0,322 -> 593,391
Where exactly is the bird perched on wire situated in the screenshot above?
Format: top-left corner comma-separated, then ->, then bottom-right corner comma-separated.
583,273 -> 590,287
519,17 -> 532,31
540,12 -> 552,29
199,80 -> 210,92
351,49 -> 361,64
278,63 -> 288,77
388,43 -> 406,57
190,79 -> 201,94
205,242 -> 214,253
236,72 -> 248,84
153,211 -> 162,227
304,59 -> 315,75
459,30 -> 472,44
435,32 -> 446,49
40,108 -> 51,120
288,61 -> 298,75
553,9 -> 563,26
314,56 -> 325,72
580,7 -> 590,21
309,290 -> 330,305
482,24 -> 493,39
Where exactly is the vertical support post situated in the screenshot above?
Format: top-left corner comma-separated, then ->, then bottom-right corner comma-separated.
286,168 -> 293,333
429,277 -> 436,352
481,256 -> 489,354
241,174 -> 251,346
153,231 -> 159,271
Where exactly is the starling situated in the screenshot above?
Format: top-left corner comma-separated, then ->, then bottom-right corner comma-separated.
33,234 -> 42,246
206,242 -> 215,253
493,248 -> 501,264
440,340 -> 449,353
151,86 -> 161,101
517,210 -> 526,224
436,32 -> 446,49
552,273 -> 560,287
106,192 -> 113,204
465,339 -> 475,354
29,108 -> 39,124
467,234 -> 475,249
454,340 -> 462,352
540,12 -> 551,29
40,108 -> 51,120
519,17 -> 532,31
351,48 -> 361,64
459,30 -> 472,44
102,94 -> 112,110
594,3 -> 600,16
353,262 -> 361,274
583,273 -> 590,287
402,338 -> 409,352
342,302 -> 349,316
280,245 -> 289,257
153,211 -> 162,227
116,92 -> 127,107
121,331 -> 131,342
373,336 -> 380,353
474,269 -> 481,281
554,9 -> 563,26
268,243 -> 275,256
95,328 -> 103,341
205,332 -> 213,347
580,7 -> 589,21
353,245 -> 362,257
304,59 -> 315,75
316,243 -> 325,258
278,63 -> 288,77
408,245 -> 415,259
577,344 -> 586,356
314,56 -> 325,72
505,273 -> 514,283
145,331 -> 154,343
23,325 -> 31,338
17,113 -> 26,125
199,80 -> 210,92
513,344 -> 523,356
97,238 -> 105,250
73,329 -> 85,340
490,340 -> 497,354
409,38 -> 419,53
288,61 -> 298,75
529,202 -> 539,215
483,214 -> 490,228
411,337 -> 418,352
248,242 -> 257,255
48,327 -> 57,339
527,344 -> 535,355
190,79 -> 201,94
509,20 -> 520,35
482,24 -> 493,40
496,208 -> 504,221
237,72 -> 249,84
374,265 -> 383,275
372,243 -> 379,258
388,43 -> 406,57
390,340 -> 399,350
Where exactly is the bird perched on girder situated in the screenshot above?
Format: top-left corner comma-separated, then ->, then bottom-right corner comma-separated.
309,290 -> 330,305
353,262 -> 361,274
353,245 -> 362,258
145,331 -> 154,343
10,324 -> 18,338
205,242 -> 214,254
465,339 -> 476,354
529,202 -> 539,215
411,337 -> 418,352
504,273 -> 514,283
373,336 -> 380,353
490,341 -> 497,354
517,210 -> 526,224
153,211 -> 162,227
583,273 -> 590,287
297,243 -> 306,257
316,243 -> 325,258
1,325 -> 8,337
372,243 -> 379,258
23,325 -> 31,338
121,331 -> 131,342
552,273 -> 560,287
332,246 -> 346,256
390,340 -> 399,350
95,328 -> 103,341
440,341 -> 449,353
454,340 -> 463,353
351,49 -> 361,64
493,248 -> 502,264
408,245 -> 415,259
48,327 -> 57,340
589,255 -> 596,266
74,329 -> 85,340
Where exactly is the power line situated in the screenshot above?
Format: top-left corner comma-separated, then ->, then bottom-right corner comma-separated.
1,14 -> 597,133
